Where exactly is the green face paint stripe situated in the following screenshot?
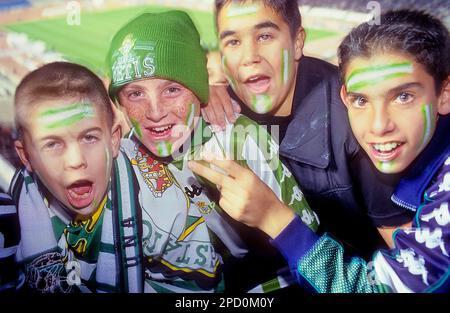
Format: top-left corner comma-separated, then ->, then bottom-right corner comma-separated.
43,113 -> 92,129
39,102 -> 92,117
39,103 -> 95,129
222,56 -> 237,91
130,118 -> 143,139
251,94 -> 272,114
420,104 -> 433,150
281,49 -> 289,85
346,62 -> 412,84
105,145 -> 111,185
226,4 -> 259,17
377,161 -> 394,172
156,141 -> 172,157
347,65 -> 413,90
185,103 -> 195,128
347,73 -> 410,92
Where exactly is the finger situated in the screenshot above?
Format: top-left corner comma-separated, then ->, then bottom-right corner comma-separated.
216,86 -> 235,123
201,152 -> 246,179
209,87 -> 228,129
218,196 -> 238,218
203,101 -> 222,132
231,99 -> 241,114
188,160 -> 233,187
201,107 -> 210,123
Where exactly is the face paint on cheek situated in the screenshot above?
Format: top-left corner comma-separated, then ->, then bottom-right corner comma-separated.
346,62 -> 413,92
38,102 -> 95,129
377,160 -> 394,173
226,4 -> 259,17
130,118 -> 143,139
419,103 -> 434,150
105,145 -> 111,182
222,56 -> 237,91
184,103 -> 196,128
251,94 -> 273,114
281,49 -> 290,86
155,141 -> 173,157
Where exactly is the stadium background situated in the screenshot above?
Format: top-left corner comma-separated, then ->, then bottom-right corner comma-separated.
0,0 -> 449,192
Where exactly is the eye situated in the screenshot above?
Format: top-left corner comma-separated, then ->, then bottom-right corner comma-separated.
257,33 -> 273,42
127,90 -> 145,101
83,134 -> 99,143
163,85 -> 182,97
350,96 -> 368,108
394,92 -> 414,104
42,140 -> 61,151
224,39 -> 239,47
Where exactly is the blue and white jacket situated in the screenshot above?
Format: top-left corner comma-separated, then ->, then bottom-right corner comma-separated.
272,115 -> 450,293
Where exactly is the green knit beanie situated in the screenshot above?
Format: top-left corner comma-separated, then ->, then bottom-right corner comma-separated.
106,10 -> 209,104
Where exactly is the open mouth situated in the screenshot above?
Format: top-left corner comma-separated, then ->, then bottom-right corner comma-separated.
66,180 -> 94,209
146,124 -> 174,139
244,75 -> 271,94
370,141 -> 404,161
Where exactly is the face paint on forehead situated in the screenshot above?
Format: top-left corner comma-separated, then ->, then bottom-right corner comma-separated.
251,94 -> 273,114
156,141 -> 173,157
346,62 -> 413,92
38,102 -> 95,129
226,3 -> 260,17
281,48 -> 290,86
419,103 -> 434,151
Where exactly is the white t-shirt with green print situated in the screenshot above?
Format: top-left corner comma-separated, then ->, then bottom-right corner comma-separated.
120,115 -> 319,293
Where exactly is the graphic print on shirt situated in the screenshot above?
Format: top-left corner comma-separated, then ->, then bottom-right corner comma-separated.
130,145 -> 173,197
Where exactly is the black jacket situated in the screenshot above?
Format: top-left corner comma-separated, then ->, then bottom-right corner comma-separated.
238,56 -> 413,258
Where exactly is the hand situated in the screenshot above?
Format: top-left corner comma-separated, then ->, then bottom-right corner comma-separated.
202,84 -> 241,132
111,102 -> 130,135
188,153 -> 295,238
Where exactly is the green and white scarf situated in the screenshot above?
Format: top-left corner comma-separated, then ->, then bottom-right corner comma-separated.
10,151 -> 143,293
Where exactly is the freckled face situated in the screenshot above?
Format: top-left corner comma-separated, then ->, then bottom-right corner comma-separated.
118,78 -> 201,157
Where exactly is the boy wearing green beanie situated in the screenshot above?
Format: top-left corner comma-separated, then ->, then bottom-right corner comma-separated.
107,10 -> 318,292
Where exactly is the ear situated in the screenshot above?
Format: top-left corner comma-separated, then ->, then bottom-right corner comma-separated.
340,85 -> 351,109
293,27 -> 306,61
111,122 -> 122,159
437,75 -> 450,115
14,140 -> 33,172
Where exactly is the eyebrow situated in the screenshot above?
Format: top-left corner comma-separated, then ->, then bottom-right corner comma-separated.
254,21 -> 280,32
346,82 -> 424,99
386,82 -> 424,96
219,21 -> 281,40
38,127 -> 103,142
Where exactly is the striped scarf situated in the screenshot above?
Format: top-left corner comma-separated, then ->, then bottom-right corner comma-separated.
10,151 -> 144,292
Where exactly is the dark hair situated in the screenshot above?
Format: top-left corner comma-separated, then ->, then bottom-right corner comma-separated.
14,62 -> 114,137
214,0 -> 301,38
338,9 -> 450,93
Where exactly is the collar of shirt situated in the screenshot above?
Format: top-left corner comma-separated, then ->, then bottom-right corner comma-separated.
392,114 -> 450,211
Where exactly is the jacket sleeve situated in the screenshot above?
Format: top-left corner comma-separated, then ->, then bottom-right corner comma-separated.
233,115 -> 320,232
272,182 -> 449,293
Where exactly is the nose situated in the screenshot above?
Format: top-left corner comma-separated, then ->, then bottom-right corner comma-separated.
145,96 -> 168,122
370,105 -> 395,136
241,40 -> 261,67
64,143 -> 87,170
